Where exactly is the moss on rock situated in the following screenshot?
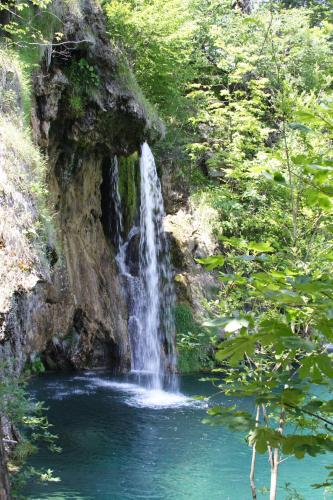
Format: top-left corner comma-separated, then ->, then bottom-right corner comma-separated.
118,153 -> 140,236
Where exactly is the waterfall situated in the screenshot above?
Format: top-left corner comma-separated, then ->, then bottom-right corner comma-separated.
112,143 -> 176,391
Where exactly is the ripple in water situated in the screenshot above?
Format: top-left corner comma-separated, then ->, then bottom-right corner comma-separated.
24,373 -> 329,500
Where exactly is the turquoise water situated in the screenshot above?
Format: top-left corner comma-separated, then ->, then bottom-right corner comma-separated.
24,372 -> 332,499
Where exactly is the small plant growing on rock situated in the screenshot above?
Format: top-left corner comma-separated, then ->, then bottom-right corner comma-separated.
66,57 -> 100,116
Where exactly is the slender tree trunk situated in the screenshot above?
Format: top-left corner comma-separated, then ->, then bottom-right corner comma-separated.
269,448 -> 279,500
250,405 -> 260,499
282,119 -> 298,247
249,444 -> 257,499
269,408 -> 285,500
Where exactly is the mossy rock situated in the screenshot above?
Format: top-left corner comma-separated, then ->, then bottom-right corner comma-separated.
118,153 -> 140,236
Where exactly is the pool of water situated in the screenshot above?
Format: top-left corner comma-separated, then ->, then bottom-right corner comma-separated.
24,372 -> 332,499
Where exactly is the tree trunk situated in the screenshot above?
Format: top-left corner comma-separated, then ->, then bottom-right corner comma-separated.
269,448 -> 279,500
269,408 -> 285,500
250,405 -> 260,499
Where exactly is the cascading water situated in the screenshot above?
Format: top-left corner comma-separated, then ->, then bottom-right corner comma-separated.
111,143 -> 177,392
136,143 -> 176,388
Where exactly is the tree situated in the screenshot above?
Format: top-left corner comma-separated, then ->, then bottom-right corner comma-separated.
199,97 -> 333,499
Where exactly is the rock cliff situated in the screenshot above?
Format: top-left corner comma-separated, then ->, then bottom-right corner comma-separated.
0,0 -> 161,374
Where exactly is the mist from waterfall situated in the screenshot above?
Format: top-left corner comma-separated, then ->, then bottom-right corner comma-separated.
111,143 -> 177,392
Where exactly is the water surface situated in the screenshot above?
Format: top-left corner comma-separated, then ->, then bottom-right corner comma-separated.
24,372 -> 332,499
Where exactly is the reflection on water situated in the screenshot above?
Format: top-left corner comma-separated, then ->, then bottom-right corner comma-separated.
25,372 -> 330,500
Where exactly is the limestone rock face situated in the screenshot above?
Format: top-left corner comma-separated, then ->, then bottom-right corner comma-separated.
164,207 -> 219,316
0,0 -> 161,373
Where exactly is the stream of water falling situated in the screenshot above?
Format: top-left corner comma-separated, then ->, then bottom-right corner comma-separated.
111,143 -> 176,392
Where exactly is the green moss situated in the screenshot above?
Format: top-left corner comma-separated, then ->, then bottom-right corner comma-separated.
19,49 -> 42,122
68,94 -> 85,117
175,304 -> 216,373
65,57 -> 100,116
177,351 -> 201,374
24,354 -> 45,375
118,153 -> 140,235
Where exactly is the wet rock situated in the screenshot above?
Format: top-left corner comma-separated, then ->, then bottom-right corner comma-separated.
125,231 -> 140,277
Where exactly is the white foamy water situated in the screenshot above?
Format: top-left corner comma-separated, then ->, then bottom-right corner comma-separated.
86,377 -> 200,409
128,388 -> 192,409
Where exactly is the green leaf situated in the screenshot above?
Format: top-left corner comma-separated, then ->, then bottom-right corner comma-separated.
203,406 -> 255,431
224,318 -> 249,333
304,189 -> 333,211
294,110 -> 322,125
258,319 -> 291,338
196,255 -> 225,270
282,434 -> 333,458
281,388 -> 305,406
315,318 -> 333,340
219,236 -> 247,249
288,122 -> 312,133
249,427 -> 282,453
291,154 -> 311,165
216,334 -> 256,365
273,172 -> 286,183
248,241 -> 274,253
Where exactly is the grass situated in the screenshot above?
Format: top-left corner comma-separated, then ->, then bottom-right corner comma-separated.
0,47 -> 57,298
0,113 -> 53,265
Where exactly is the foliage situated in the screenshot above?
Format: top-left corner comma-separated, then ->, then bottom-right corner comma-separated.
66,57 -> 100,116
0,0 -> 55,48
0,368 -> 61,495
25,355 -> 46,375
104,0 -> 195,118
199,96 -> 333,498
175,304 -> 215,372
